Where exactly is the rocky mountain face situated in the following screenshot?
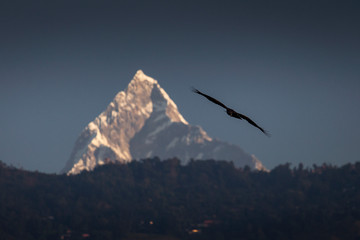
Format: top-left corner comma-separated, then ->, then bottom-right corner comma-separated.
62,70 -> 266,174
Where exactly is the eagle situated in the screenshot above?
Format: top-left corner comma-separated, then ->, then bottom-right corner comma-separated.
193,88 -> 270,136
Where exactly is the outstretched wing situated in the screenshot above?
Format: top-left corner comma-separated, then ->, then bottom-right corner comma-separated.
192,88 -> 270,136
192,88 -> 228,109
232,111 -> 270,137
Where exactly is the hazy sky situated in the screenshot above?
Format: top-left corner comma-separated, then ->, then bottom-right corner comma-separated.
1,0 -> 359,173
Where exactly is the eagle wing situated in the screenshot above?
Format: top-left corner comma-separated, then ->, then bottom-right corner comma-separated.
193,88 -> 270,136
192,88 -> 228,109
232,111 -> 270,136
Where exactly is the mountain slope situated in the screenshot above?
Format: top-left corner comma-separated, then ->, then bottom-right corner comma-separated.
62,70 -> 265,174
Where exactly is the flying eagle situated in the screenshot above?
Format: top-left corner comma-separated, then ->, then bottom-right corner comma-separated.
193,88 -> 270,136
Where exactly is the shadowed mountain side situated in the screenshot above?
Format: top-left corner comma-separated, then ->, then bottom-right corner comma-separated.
130,117 -> 258,168
130,83 -> 261,168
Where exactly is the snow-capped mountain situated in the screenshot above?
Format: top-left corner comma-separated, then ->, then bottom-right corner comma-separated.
62,70 -> 266,174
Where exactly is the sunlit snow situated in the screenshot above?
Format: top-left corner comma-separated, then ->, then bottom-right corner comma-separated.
63,70 -> 266,175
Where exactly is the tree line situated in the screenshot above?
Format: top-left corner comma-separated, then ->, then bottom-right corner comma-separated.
0,158 -> 360,239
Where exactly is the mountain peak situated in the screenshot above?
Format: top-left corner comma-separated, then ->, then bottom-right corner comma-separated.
133,69 -> 157,84
63,71 -> 190,174
124,70 -> 188,125
62,71 -> 266,174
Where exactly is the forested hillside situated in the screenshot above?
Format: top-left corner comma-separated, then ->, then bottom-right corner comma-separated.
1,158 -> 360,240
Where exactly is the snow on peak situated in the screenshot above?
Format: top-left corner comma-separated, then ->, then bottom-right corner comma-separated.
133,69 -> 157,84
63,70 -> 189,174
125,70 -> 188,125
62,70 -> 266,175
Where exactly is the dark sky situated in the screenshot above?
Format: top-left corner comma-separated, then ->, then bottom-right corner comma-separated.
1,0 -> 359,173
